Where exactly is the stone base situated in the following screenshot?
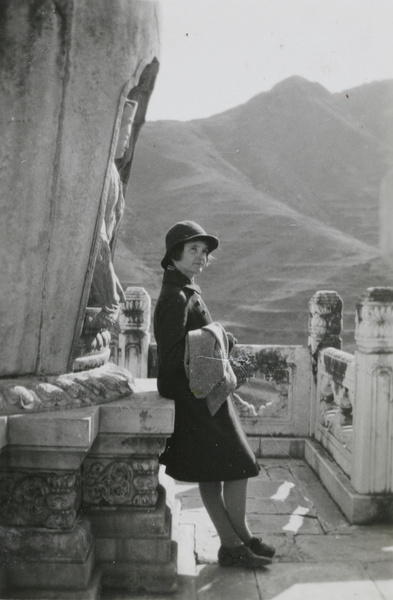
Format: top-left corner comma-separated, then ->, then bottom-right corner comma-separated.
250,436 -> 306,458
100,541 -> 178,594
0,569 -> 101,600
0,516 -> 96,597
86,483 -> 178,593
305,438 -> 393,524
86,483 -> 171,538
95,536 -> 172,563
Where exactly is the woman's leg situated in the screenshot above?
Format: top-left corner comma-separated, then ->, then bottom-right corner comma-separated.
198,481 -> 242,547
222,478 -> 253,544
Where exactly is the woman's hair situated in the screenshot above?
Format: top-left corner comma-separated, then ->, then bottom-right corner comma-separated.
168,243 -> 185,263
168,240 -> 214,266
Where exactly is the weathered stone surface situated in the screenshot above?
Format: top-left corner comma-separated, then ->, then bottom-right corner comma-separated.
99,393 -> 174,435
305,438 -> 393,523
83,455 -> 159,507
2,570 -> 102,600
7,407 -> 99,448
100,542 -> 177,593
366,561 -> 393,600
247,497 -> 279,514
289,459 -> 349,532
0,0 -> 160,377
0,362 -> 136,415
353,293 -> 393,493
255,562 -> 382,600
248,514 -> 324,535
1,516 -> 94,590
0,468 -> 82,529
196,564 -> 261,599
258,437 -> 305,458
95,537 -> 172,563
248,479 -> 299,498
232,345 -> 312,437
86,484 -> 171,539
296,527 -> 393,562
308,291 -> 343,376
355,287 -> 393,353
0,416 -> 7,449
5,548 -> 94,592
0,515 -> 92,560
0,446 -> 86,471
89,433 -> 166,456
116,287 -> 151,378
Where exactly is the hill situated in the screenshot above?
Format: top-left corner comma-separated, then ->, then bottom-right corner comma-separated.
115,77 -> 393,350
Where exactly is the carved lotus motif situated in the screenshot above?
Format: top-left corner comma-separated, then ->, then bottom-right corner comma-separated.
356,294 -> 393,352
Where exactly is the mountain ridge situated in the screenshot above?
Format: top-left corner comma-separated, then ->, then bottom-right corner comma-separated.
116,77 -> 393,349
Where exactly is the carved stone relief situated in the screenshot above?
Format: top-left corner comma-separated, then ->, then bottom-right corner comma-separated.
82,456 -> 159,507
0,470 -> 81,529
308,290 -> 343,375
0,362 -> 135,414
356,287 -> 393,353
318,372 -> 353,450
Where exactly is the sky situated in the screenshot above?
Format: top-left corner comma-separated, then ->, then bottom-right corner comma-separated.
146,0 -> 393,121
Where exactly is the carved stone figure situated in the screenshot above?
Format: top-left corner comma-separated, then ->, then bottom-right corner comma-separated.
89,100 -> 138,329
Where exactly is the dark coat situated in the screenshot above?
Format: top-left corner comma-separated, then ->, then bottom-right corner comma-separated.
153,266 -> 260,482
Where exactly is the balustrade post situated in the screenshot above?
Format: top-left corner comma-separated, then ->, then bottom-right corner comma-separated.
118,287 -> 151,378
352,287 -> 393,494
308,291 -> 343,375
308,291 -> 343,435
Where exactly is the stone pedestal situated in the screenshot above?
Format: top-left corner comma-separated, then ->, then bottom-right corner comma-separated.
0,408 -> 100,598
0,386 -> 176,598
0,1 -> 160,378
352,287 -> 393,495
83,386 -> 176,594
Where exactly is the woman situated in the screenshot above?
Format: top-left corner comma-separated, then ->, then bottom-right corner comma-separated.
154,221 -> 275,568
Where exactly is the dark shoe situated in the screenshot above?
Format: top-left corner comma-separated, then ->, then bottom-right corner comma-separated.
218,543 -> 272,568
247,537 -> 276,558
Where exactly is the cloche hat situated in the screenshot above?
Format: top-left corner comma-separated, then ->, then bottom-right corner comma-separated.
161,221 -> 219,269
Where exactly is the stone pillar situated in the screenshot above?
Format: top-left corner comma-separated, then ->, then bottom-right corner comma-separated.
118,287 -> 151,378
352,287 -> 393,494
308,291 -> 343,376
0,0 -> 160,377
0,408 -> 100,598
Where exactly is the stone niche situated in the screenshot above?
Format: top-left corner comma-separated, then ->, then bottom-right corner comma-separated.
0,2 -> 177,598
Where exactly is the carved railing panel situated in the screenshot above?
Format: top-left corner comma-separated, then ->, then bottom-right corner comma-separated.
315,348 -> 354,476
230,344 -> 311,437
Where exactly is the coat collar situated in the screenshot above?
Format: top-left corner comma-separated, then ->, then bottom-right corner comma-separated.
163,266 -> 202,294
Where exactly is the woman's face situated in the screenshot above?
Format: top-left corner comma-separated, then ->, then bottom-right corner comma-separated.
173,240 -> 209,279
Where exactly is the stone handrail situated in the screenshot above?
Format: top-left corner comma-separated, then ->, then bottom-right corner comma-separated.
308,287 -> 393,497
230,344 -> 311,438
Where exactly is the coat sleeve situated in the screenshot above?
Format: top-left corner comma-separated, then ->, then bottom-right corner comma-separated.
155,290 -> 189,384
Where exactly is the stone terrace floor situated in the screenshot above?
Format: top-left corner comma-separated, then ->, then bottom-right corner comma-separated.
104,458 -> 393,600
